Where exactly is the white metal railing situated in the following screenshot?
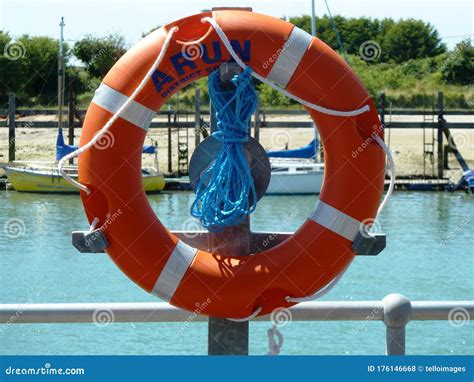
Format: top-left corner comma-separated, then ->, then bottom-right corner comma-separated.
1,294 -> 472,355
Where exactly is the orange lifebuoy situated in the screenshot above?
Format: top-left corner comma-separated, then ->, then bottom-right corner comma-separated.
78,9 -> 386,319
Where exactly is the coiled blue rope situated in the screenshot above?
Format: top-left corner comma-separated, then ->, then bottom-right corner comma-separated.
190,67 -> 258,231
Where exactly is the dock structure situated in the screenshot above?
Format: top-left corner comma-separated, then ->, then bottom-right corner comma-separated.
1,92 -> 473,179
1,294 -> 472,355
384,178 -> 451,191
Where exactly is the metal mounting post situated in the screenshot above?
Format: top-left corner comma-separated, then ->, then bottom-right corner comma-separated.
207,63 -> 252,355
382,294 -> 412,355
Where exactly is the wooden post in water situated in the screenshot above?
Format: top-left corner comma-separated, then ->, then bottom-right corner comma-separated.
8,93 -> 16,162
379,92 -> 386,127
437,92 -> 444,179
167,112 -> 172,174
207,63 -> 250,355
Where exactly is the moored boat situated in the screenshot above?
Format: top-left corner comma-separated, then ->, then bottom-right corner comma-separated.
3,124 -> 166,194
266,159 -> 324,195
4,163 -> 165,193
266,139 -> 324,195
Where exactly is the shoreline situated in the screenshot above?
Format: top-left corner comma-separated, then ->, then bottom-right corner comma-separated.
1,126 -> 473,181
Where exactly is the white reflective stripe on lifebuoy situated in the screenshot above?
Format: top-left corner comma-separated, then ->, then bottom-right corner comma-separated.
309,200 -> 361,241
266,26 -> 313,89
92,83 -> 155,131
151,240 -> 197,301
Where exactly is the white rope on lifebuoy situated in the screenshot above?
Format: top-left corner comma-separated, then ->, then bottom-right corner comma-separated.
57,14 -> 397,323
267,324 -> 284,355
89,217 -> 100,232
202,16 -> 395,218
227,306 -> 262,322
374,135 -> 395,216
58,26 -> 180,194
202,17 -> 370,118
201,16 -> 397,307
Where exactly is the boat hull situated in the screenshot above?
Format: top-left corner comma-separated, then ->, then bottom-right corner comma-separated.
266,171 -> 323,194
4,166 -> 165,194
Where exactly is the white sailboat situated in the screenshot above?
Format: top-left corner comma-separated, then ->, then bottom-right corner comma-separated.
266,139 -> 324,195
266,158 -> 324,195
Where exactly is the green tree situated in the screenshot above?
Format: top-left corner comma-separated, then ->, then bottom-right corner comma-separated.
21,35 -> 65,104
342,17 -> 381,55
0,32 -> 64,105
382,19 -> 446,63
0,31 -> 23,102
73,34 -> 126,78
290,15 -> 350,56
441,39 -> 473,85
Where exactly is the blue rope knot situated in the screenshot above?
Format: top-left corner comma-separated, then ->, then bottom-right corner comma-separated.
190,67 -> 258,231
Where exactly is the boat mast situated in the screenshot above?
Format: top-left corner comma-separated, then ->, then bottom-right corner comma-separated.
58,17 -> 65,131
311,1 -> 320,162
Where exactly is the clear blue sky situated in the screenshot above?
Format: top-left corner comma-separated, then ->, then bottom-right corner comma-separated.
1,0 -> 473,49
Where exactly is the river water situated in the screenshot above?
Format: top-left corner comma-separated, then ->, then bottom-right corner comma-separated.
0,191 -> 472,355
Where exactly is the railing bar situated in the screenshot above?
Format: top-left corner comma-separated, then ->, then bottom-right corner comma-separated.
1,301 -> 472,324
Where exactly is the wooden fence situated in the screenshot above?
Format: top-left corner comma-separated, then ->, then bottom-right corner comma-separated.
1,92 -> 473,177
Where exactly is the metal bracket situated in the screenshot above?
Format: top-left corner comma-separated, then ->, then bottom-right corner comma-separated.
71,229 -> 386,256
352,232 -> 386,256
72,229 -> 109,253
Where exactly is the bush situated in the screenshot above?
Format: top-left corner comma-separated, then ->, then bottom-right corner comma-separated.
441,39 -> 474,85
73,33 -> 126,78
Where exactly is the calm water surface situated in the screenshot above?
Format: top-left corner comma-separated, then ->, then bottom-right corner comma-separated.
0,191 -> 472,355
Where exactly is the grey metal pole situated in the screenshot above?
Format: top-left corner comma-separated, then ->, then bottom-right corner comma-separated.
437,92 -> 444,179
382,294 -> 411,355
253,91 -> 260,142
311,0 -> 316,36
194,87 -> 201,148
3,300 -> 473,324
58,17 -> 65,131
208,63 -> 250,355
68,86 -> 75,165
8,93 -> 16,162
